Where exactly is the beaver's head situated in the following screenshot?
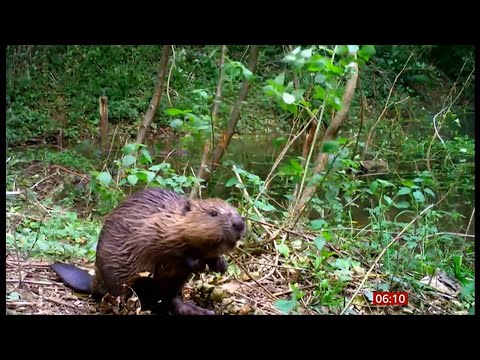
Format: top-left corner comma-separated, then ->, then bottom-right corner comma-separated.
174,197 -> 246,257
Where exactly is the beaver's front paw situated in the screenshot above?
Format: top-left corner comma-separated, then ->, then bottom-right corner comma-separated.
206,257 -> 228,274
186,258 -> 207,273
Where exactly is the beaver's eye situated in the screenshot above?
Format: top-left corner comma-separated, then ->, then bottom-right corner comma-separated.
210,210 -> 218,217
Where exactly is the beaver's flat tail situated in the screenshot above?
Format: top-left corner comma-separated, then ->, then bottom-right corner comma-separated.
51,263 -> 93,293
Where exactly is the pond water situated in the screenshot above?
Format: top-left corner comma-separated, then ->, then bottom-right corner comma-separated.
145,126 -> 475,237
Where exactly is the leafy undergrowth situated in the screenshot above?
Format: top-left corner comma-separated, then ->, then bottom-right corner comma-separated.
6,152 -> 474,316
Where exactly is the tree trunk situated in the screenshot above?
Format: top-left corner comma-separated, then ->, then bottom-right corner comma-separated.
136,45 -> 171,145
293,61 -> 359,219
195,45 -> 260,187
99,96 -> 109,154
190,45 -> 227,199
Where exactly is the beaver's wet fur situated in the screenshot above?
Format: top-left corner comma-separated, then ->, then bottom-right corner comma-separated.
51,188 -> 246,315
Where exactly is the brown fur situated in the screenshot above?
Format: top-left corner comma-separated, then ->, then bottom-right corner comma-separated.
53,188 -> 246,315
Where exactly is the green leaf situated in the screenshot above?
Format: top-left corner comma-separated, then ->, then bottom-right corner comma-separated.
140,149 -> 153,164
314,236 -> 326,251
310,219 -> 326,230
347,45 -> 359,53
164,108 -> 191,116
263,84 -> 277,96
402,180 -> 416,188
394,201 -> 410,209
461,281 -> 474,299
274,72 -> 285,86
170,119 -> 183,130
225,178 -> 239,187
358,45 -> 376,62
397,187 -> 411,196
369,181 -> 379,194
254,200 -> 276,212
326,63 -> 344,75
149,164 -> 164,172
333,258 -> 351,270
291,46 -> 301,55
383,195 -> 393,206
277,243 -> 290,257
314,86 -> 326,100
123,143 -> 138,155
292,89 -> 305,100
300,48 -> 313,58
274,298 -> 297,314
97,172 -> 112,187
127,175 -> 138,186
242,67 -> 253,80
322,231 -> 332,241
322,140 -> 339,154
377,179 -> 394,188
413,191 -> 425,203
424,188 -> 436,198
468,305 -> 475,315
145,171 -> 156,183
315,74 -> 326,84
122,155 -> 136,167
334,46 -> 349,56
273,136 -> 287,147
282,92 -> 296,104
7,291 -> 21,301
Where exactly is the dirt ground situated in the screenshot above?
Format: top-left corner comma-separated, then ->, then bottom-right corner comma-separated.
5,252 -> 318,316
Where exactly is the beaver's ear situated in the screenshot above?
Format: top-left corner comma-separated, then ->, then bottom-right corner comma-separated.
181,199 -> 192,215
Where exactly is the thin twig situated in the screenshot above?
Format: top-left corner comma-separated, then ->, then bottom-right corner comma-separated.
166,45 -> 176,108
228,253 -> 277,301
44,296 -> 82,309
273,284 -> 317,297
463,207 -> 475,244
363,53 -> 413,159
6,279 -> 54,286
26,212 -> 47,258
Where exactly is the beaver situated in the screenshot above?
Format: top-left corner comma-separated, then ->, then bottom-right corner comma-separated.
51,187 -> 246,315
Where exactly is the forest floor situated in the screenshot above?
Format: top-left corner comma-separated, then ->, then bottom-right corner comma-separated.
6,149 -> 471,316
7,248 -> 468,316
5,252 -> 313,315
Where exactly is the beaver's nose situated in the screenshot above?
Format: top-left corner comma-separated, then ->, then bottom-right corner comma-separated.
232,216 -> 245,232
